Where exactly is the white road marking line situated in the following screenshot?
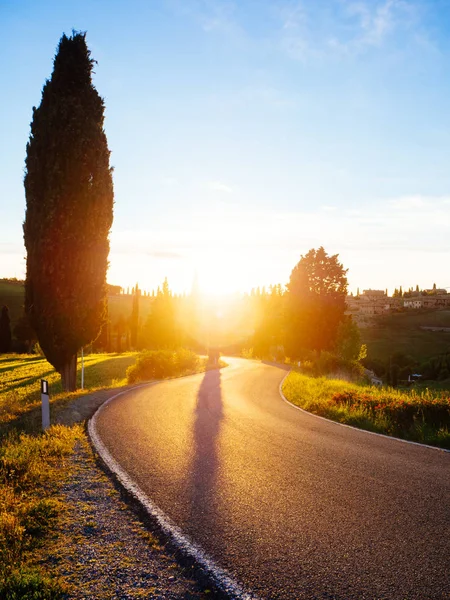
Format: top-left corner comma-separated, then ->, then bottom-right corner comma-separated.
88,382 -> 260,600
278,371 -> 450,454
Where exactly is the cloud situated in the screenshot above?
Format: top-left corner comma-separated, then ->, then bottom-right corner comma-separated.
278,0 -> 425,60
205,181 -> 233,193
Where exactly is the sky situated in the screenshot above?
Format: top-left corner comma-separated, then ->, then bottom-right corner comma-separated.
1,0 -> 450,295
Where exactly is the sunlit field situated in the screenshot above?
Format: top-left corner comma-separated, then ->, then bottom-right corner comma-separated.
0,353 -> 138,426
283,371 -> 450,449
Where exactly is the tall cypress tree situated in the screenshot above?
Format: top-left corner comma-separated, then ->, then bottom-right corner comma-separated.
24,32 -> 114,390
130,283 -> 140,348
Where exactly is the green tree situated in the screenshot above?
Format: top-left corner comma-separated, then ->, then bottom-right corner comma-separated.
285,247 -> 348,358
23,32 -> 113,390
0,306 -> 12,353
13,313 -> 37,353
335,317 -> 363,361
142,278 -> 179,349
130,283 -> 140,348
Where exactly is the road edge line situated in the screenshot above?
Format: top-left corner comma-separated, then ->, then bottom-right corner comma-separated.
278,371 -> 450,454
88,382 -> 259,600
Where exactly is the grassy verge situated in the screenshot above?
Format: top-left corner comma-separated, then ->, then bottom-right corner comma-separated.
0,424 -> 83,598
0,349 -> 227,598
0,352 -> 138,435
282,371 -> 450,449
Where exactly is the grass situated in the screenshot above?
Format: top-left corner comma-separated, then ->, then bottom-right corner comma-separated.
361,309 -> 450,363
0,424 -> 83,598
0,349 -> 226,598
0,352 -> 138,433
282,371 -> 450,449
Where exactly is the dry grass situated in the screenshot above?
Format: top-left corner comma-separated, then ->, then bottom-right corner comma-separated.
283,371 -> 450,449
0,424 -> 83,598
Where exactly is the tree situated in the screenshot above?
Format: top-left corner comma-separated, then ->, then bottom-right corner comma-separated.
141,279 -> 179,349
0,306 -> 12,353
13,313 -> 37,353
130,283 -> 140,348
285,247 -> 348,357
23,32 -> 113,390
335,317 -> 364,361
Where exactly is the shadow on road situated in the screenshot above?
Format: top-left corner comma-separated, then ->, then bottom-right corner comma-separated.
189,368 -> 223,524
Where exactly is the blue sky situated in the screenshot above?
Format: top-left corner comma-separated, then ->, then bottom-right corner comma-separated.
1,0 -> 450,294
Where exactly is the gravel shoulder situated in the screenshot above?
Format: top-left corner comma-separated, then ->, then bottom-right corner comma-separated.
35,385 -> 215,599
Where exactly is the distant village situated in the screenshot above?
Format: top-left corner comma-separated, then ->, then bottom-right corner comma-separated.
347,285 -> 450,326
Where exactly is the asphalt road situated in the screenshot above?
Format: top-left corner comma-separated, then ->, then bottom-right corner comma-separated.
94,358 -> 450,599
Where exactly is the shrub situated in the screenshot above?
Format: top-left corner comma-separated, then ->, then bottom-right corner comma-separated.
126,348 -> 200,384
175,348 -> 199,373
0,568 -> 65,599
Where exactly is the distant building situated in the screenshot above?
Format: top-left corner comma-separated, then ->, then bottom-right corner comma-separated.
404,299 -> 423,309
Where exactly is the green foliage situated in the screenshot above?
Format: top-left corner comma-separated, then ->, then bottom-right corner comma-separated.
252,285 -> 285,358
23,32 -> 113,389
283,372 -> 450,448
335,317 -> 363,361
130,284 -> 140,348
285,247 -> 348,358
0,568 -> 65,599
140,279 -> 180,349
126,348 -> 200,383
360,310 -> 450,364
0,305 -> 12,353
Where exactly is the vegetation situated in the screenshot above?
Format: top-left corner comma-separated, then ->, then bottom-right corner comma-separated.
361,309 -> 450,364
126,348 -> 225,383
0,305 -> 12,353
285,247 -> 348,358
283,371 -> 450,449
0,424 -> 83,598
23,32 -> 113,391
0,353 -> 137,432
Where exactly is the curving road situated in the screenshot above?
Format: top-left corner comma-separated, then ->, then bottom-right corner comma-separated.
94,358 -> 450,599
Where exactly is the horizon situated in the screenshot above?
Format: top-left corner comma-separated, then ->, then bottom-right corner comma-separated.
1,0 -> 450,294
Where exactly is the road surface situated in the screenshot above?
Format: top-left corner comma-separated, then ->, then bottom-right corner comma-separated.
94,358 -> 450,599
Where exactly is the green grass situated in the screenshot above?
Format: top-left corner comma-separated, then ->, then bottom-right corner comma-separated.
361,310 -> 450,363
282,371 -> 450,449
0,350 -> 139,598
0,352 -> 138,432
0,424 -> 83,598
0,348 -> 226,598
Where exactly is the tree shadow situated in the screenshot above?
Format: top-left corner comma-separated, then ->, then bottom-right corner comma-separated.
2,370 -> 55,394
188,369 -> 224,528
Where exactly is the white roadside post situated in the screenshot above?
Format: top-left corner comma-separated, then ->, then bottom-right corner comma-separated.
41,379 -> 50,430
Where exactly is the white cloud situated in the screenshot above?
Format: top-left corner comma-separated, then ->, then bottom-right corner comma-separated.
205,181 -> 233,193
278,0 -> 424,60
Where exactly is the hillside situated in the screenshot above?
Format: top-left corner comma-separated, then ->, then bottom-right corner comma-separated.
361,309 -> 450,363
0,280 -> 155,330
0,280 -> 26,328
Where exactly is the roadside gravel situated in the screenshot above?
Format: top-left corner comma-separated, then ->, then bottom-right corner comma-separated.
35,386 -> 214,599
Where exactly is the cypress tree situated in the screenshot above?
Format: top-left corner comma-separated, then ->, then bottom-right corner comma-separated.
0,306 -> 12,353
130,283 -> 140,348
23,32 -> 114,391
